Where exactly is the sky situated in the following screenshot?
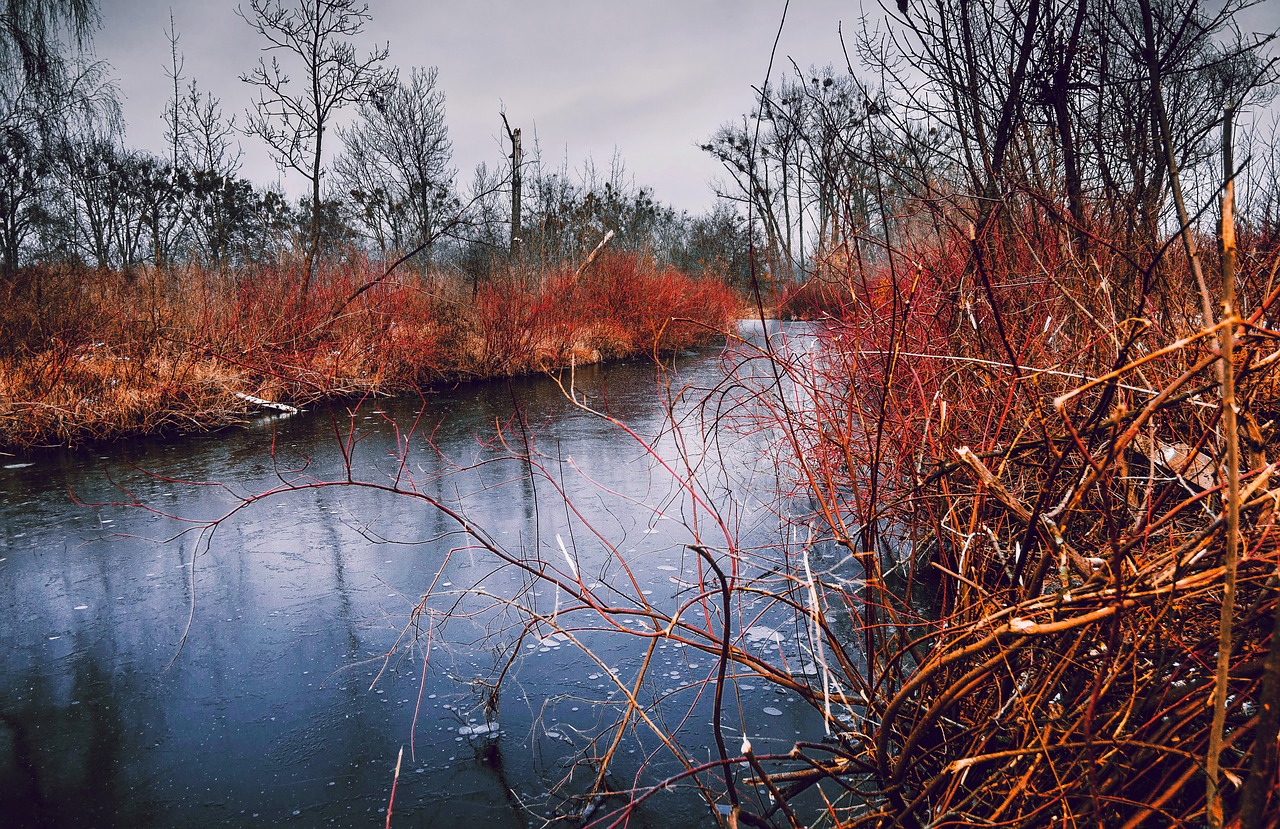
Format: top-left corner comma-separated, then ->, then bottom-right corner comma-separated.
90,0 -> 877,214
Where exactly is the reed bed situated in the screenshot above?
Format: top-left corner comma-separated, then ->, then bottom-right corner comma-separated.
687,211 -> 1280,826
0,252 -> 739,449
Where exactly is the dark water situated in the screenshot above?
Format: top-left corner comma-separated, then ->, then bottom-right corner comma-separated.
0,328 -> 836,828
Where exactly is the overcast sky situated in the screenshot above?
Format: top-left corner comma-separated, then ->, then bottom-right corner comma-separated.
91,1 -> 877,213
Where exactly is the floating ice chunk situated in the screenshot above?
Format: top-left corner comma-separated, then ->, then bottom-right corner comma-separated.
234,392 -> 299,414
745,625 -> 783,645
656,565 -> 678,572
458,721 -> 499,737
763,706 -> 783,717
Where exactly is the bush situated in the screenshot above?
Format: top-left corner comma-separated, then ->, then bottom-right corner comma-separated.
0,251 -> 740,448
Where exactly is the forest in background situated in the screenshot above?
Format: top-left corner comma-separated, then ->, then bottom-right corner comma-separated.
0,1 -> 760,281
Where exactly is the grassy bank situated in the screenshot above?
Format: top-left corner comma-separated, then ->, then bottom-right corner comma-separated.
0,252 -> 739,450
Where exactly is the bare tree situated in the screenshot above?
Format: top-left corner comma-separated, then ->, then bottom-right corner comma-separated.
238,0 -> 388,293
179,80 -> 241,178
704,68 -> 894,284
161,11 -> 183,172
0,0 -> 115,146
334,65 -> 455,265
0,48 -> 116,273
0,111 -> 49,272
502,111 -> 522,259
176,83 -> 247,269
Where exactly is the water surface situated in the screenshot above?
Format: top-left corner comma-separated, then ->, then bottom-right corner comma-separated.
1,335 -> 832,827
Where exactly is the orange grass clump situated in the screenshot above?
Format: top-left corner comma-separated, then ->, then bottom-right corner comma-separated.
0,251 -> 739,449
708,215 -> 1280,827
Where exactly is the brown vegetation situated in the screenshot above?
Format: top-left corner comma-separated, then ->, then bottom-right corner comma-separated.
725,215 -> 1280,826
0,251 -> 739,449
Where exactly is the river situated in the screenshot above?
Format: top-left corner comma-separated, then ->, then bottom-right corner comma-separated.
0,323 -> 841,828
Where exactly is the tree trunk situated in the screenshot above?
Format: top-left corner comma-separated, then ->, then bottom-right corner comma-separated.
510,126 -> 522,260
306,123 -> 322,297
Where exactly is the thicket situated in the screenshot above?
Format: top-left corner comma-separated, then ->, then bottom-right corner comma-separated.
0,251 -> 737,448
677,0 -> 1280,825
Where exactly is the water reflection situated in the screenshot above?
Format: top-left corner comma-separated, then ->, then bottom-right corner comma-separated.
2,327 -> 860,823
0,340 -> 834,827
1,649 -> 156,829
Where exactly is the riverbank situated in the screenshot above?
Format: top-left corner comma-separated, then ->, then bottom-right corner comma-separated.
0,252 -> 739,450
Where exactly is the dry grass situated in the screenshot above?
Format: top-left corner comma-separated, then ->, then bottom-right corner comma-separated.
709,216 -> 1280,826
0,252 -> 739,449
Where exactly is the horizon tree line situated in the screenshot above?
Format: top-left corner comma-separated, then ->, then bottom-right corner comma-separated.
0,0 -> 755,291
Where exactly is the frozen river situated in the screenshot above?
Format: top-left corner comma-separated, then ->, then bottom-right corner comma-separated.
1,326 -> 836,827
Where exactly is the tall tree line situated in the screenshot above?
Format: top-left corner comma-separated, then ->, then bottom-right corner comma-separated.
0,0 -> 752,292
